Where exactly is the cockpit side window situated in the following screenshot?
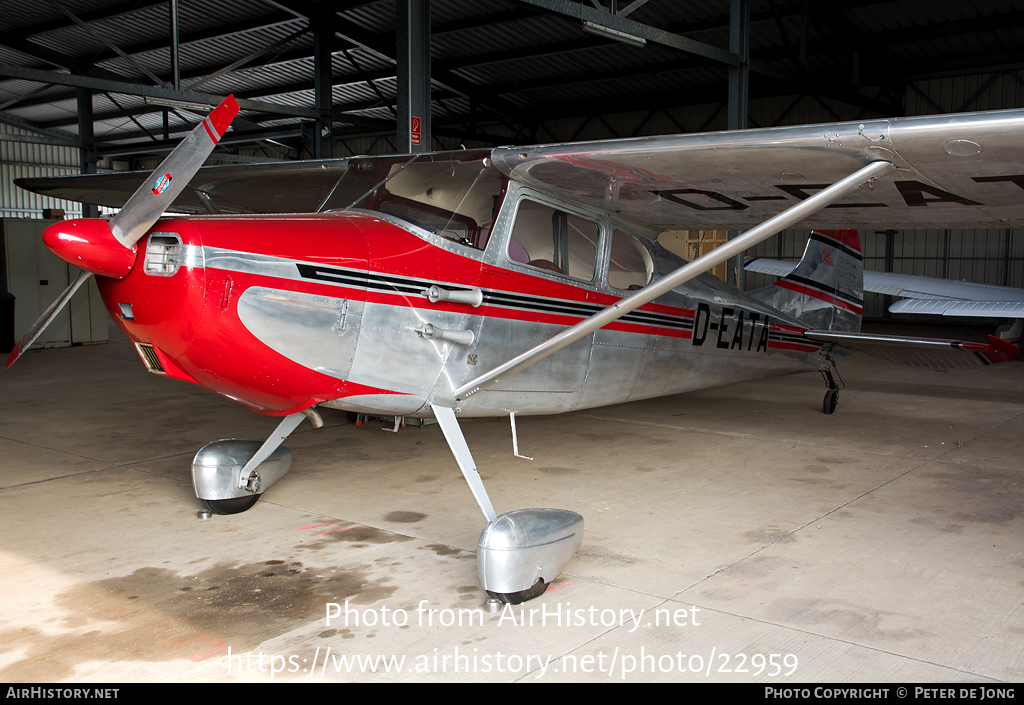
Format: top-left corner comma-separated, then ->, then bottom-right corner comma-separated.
508,199 -> 600,282
327,151 -> 505,250
608,229 -> 654,291
378,159 -> 504,249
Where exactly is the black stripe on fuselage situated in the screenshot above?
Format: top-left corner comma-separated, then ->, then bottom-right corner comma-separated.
785,273 -> 864,307
297,262 -> 695,331
809,231 -> 863,261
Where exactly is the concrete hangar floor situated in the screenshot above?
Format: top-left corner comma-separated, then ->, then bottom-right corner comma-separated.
1,320 -> 1022,683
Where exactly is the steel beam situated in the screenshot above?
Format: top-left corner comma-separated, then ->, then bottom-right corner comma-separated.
396,0 -> 431,152
0,32 -> 129,83
169,0 -> 180,90
0,64 -> 319,119
47,0 -> 165,86
727,0 -> 750,287
266,0 -> 544,127
312,18 -> 333,158
94,124 -> 307,157
514,0 -> 738,66
77,88 -> 99,218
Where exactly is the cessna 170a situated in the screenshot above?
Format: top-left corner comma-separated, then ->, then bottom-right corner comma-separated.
8,95 -> 1024,604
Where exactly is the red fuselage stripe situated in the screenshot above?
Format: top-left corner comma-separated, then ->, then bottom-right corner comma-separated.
776,280 -> 864,314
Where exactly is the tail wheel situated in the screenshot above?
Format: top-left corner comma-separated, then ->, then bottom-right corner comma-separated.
823,389 -> 839,415
202,495 -> 260,515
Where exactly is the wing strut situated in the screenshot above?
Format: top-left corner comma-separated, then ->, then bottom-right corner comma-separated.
454,160 -> 895,400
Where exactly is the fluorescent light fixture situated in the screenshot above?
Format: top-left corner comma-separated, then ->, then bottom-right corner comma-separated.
582,20 -> 647,47
144,96 -> 214,111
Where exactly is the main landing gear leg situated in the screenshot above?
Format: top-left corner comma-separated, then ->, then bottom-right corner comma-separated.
430,404 -> 583,605
820,358 -> 844,415
192,408 -> 323,514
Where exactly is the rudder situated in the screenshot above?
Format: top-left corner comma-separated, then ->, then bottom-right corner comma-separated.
749,230 -> 864,332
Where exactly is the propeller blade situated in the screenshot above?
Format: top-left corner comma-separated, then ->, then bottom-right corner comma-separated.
5,269 -> 94,368
109,95 -> 239,249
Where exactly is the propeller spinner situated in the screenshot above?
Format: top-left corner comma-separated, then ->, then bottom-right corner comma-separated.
5,95 -> 238,368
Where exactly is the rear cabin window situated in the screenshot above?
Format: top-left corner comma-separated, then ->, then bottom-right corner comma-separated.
508,200 -> 600,282
608,230 -> 654,290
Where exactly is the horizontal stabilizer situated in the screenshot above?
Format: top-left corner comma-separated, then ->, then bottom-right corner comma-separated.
804,331 -> 1019,368
747,230 -> 863,333
743,257 -> 798,277
888,299 -> 1024,317
747,257 -> 1024,320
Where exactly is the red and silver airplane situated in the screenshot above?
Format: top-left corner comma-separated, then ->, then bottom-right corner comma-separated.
8,95 -> 1024,603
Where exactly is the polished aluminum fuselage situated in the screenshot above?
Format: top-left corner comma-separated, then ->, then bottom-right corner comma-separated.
101,181 -> 826,419
235,182 -> 823,418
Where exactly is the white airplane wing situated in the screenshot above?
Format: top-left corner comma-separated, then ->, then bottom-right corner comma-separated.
745,257 -> 1024,318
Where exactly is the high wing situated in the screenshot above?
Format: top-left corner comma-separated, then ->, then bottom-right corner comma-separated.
745,258 -> 1024,318
488,109 -> 1024,230
16,159 -> 351,215
17,108 -> 1024,229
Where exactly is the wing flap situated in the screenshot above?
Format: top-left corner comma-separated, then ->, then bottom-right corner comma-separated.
805,331 -> 1018,368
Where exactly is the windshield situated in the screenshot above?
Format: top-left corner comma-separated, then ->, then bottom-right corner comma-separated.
322,150 -> 506,250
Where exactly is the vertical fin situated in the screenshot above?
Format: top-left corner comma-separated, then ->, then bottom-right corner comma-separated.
750,230 -> 864,332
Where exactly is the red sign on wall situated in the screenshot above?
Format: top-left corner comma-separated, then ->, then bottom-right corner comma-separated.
410,116 -> 421,146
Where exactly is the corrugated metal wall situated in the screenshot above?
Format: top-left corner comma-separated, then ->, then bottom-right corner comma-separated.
0,123 -> 82,218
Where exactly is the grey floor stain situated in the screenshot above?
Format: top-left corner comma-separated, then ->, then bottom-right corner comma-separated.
385,511 -> 428,523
